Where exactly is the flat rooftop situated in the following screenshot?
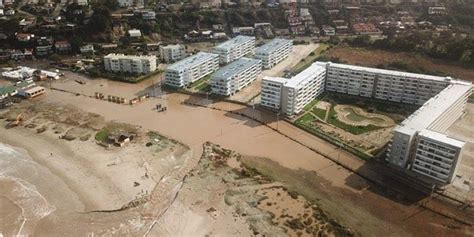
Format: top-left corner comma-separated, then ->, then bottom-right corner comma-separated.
396,81 -> 473,136
285,62 -> 326,88
255,38 -> 292,54
214,35 -> 255,50
325,62 -> 452,82
166,52 -> 217,71
104,53 -> 155,60
263,76 -> 287,84
419,129 -> 465,148
212,57 -> 260,79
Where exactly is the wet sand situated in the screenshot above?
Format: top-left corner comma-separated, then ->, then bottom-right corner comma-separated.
42,87 -> 474,236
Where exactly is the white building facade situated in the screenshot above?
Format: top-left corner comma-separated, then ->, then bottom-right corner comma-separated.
322,62 -> 450,105
212,35 -> 255,64
159,44 -> 186,63
103,54 -> 157,74
255,38 -> 293,69
261,62 -> 327,115
210,58 -> 262,96
387,81 -> 472,184
164,52 -> 219,88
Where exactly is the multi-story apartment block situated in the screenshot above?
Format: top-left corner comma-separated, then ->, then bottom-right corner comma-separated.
255,38 -> 293,69
210,58 -> 261,96
322,62 -> 451,105
212,35 -> 255,64
261,62 -> 327,115
103,54 -> 157,74
387,81 -> 472,184
159,44 -> 186,63
260,61 -> 473,185
261,77 -> 287,110
164,52 -> 219,88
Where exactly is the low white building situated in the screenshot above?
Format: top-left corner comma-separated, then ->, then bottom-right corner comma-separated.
261,62 -> 327,115
255,38 -> 292,69
1,66 -> 60,80
103,54 -> 157,74
128,29 -> 142,38
159,44 -> 186,63
212,35 -> 255,64
210,57 -> 262,96
164,52 -> 219,88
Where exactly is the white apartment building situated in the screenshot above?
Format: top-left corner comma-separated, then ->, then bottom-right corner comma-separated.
387,81 -> 472,184
255,38 -> 293,69
159,44 -> 186,63
210,57 -> 262,96
212,35 -> 255,64
261,62 -> 327,115
322,62 -> 450,105
164,52 -> 219,88
261,77 -> 287,110
103,54 -> 157,74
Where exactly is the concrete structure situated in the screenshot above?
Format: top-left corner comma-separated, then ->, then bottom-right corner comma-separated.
210,58 -> 262,96
260,61 -> 473,184
387,81 -> 472,184
212,35 -> 255,64
103,54 -> 157,74
321,62 -> 450,105
164,52 -> 219,88
19,86 -> 45,98
261,62 -> 327,115
255,38 -> 293,69
159,44 -> 186,63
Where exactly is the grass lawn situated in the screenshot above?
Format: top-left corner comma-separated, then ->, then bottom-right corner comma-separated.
296,113 -> 316,125
95,130 -> 109,142
188,75 -> 211,89
294,112 -> 372,160
326,105 -> 380,135
195,82 -> 212,93
302,98 -> 320,111
292,43 -> 330,74
312,107 -> 327,120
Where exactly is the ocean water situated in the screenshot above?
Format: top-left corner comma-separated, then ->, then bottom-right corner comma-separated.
0,143 -> 56,236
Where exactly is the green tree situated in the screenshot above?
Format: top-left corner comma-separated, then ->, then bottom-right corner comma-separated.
88,6 -> 112,33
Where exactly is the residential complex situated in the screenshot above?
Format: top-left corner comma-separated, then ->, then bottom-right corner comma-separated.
103,54 -> 157,74
255,38 -> 293,69
261,62 -> 327,115
159,44 -> 186,63
387,81 -> 472,184
260,61 -> 472,184
210,58 -> 262,96
322,62 -> 450,105
164,52 -> 219,88
212,35 -> 255,64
